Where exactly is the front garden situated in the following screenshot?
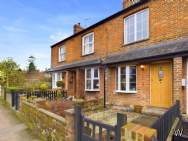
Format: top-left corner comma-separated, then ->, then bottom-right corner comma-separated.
1,88 -> 181,141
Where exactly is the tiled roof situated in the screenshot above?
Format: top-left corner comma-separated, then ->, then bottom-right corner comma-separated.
48,38 -> 188,72
48,58 -> 102,72
103,38 -> 188,64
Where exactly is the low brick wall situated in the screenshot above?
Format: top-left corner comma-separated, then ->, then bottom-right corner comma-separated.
74,98 -> 104,113
21,101 -> 67,141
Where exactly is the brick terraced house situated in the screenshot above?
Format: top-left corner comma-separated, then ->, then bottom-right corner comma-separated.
49,0 -> 188,113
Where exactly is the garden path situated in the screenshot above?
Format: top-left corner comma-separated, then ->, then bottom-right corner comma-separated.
0,103 -> 40,141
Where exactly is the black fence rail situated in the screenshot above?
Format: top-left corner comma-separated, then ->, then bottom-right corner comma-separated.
150,101 -> 181,141
75,106 -> 127,141
11,90 -> 68,110
25,90 -> 67,100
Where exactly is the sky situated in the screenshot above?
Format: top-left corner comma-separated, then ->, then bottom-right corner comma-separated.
0,0 -> 122,70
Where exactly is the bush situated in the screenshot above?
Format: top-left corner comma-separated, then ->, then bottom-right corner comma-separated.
56,80 -> 65,88
39,83 -> 48,91
7,87 -> 23,93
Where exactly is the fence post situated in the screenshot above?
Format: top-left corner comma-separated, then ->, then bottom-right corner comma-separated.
3,87 -> 6,101
175,100 -> 180,117
15,93 -> 19,110
115,113 -> 127,141
11,92 -> 15,107
75,106 -> 82,141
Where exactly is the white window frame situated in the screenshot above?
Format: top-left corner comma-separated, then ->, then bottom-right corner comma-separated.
82,32 -> 94,56
52,72 -> 62,89
85,67 -> 100,91
116,65 -> 137,93
59,46 -> 65,62
124,8 -> 149,44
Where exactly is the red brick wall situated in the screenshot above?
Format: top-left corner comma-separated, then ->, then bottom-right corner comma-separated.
51,0 -> 188,110
107,64 -> 150,106
65,67 -> 104,100
51,0 -> 188,68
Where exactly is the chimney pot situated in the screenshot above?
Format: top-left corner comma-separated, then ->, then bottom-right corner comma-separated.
123,0 -> 139,9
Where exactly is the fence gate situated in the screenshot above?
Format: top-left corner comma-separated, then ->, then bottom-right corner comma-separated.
75,106 -> 127,141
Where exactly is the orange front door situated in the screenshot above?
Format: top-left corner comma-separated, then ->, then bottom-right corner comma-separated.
151,62 -> 172,108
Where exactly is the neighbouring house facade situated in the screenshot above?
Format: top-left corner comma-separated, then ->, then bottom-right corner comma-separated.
49,0 -> 188,113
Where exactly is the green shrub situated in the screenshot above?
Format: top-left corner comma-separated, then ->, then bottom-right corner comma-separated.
56,80 -> 65,88
39,83 -> 48,91
7,87 -> 23,93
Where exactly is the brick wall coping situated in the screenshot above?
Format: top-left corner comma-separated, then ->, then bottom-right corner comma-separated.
23,101 -> 66,123
64,108 -> 75,116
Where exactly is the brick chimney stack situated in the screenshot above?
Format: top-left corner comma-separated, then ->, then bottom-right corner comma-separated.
123,0 -> 126,9
73,23 -> 84,34
123,0 -> 139,9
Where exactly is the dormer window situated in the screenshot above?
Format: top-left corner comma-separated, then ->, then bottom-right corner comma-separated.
124,8 -> 149,44
82,32 -> 94,55
59,46 -> 65,62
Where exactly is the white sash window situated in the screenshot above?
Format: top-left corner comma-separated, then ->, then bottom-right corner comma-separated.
85,67 -> 100,91
116,65 -> 137,93
82,33 -> 94,55
124,8 -> 149,44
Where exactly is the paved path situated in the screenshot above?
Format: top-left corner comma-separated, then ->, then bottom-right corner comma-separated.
0,103 -> 40,141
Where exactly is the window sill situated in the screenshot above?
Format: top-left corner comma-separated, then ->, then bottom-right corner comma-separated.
85,89 -> 100,92
115,90 -> 137,94
123,38 -> 149,47
82,52 -> 94,57
58,60 -> 65,63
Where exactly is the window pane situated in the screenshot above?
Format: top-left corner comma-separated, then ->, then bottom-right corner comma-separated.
86,80 -> 91,89
93,80 -> 99,89
89,34 -> 93,42
125,15 -> 135,43
89,43 -> 93,53
94,68 -> 98,78
60,47 -> 64,54
121,67 -> 126,74
121,75 -> 126,83
121,67 -> 126,82
136,9 -> 148,41
130,66 -> 136,74
59,46 -> 65,61
57,73 -> 62,81
129,66 -> 136,91
84,36 -> 89,43
121,83 -> 126,91
130,83 -> 136,91
86,69 -> 91,78
116,68 -> 119,90
130,75 -> 136,83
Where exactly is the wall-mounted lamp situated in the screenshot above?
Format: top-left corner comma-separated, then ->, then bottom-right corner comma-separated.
140,65 -> 145,70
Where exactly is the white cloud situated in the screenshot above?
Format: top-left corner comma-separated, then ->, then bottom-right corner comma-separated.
2,25 -> 27,33
49,31 -> 71,42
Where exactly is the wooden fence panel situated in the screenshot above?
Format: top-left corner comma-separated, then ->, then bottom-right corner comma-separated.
75,106 -> 127,141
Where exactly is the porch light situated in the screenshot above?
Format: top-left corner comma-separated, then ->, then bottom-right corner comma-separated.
140,65 -> 145,70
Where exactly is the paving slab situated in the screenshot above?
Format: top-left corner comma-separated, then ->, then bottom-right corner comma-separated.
0,103 -> 40,141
